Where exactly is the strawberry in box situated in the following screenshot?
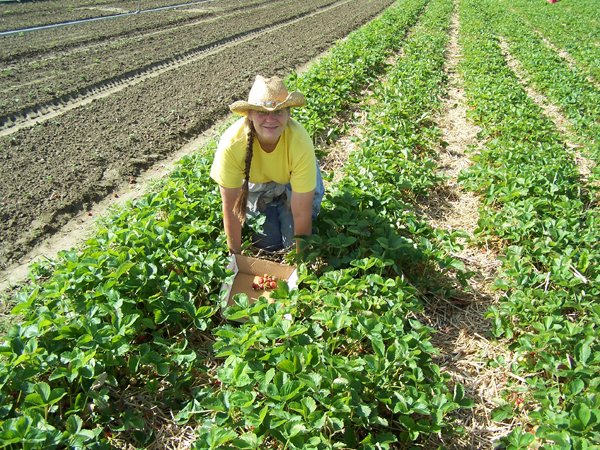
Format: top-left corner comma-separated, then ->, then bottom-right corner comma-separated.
221,254 -> 298,306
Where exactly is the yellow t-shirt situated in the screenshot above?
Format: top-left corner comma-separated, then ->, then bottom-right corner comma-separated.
210,117 -> 316,193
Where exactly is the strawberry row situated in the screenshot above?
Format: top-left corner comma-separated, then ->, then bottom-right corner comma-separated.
458,0 -> 599,447
496,0 -> 600,173
503,0 -> 600,83
287,0 -> 426,142
0,0 -> 462,448
191,0 -> 476,447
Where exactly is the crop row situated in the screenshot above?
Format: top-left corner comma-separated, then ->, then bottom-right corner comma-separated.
459,0 -> 599,447
0,0 -> 268,61
495,0 -> 600,169
504,0 -> 600,83
193,0 -> 475,447
0,0 -> 475,448
287,0 -> 425,141
0,0 -> 231,32
1,0 -> 342,121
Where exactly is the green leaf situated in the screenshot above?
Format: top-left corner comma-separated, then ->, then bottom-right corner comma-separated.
206,427 -> 238,447
567,379 -> 585,396
278,381 -> 303,401
115,410 -> 145,431
231,432 -> 259,449
34,382 -> 51,403
375,432 -> 397,447
453,384 -> 465,402
110,261 -> 136,279
357,404 -> 371,418
286,423 -> 306,438
491,404 -> 513,422
576,341 -> 591,365
228,390 -> 255,409
65,415 -> 83,435
573,403 -> 591,428
277,359 -> 297,375
302,397 -> 317,414
24,383 -> 66,408
371,336 -> 385,357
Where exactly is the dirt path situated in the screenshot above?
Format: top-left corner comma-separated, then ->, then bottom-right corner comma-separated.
418,6 -> 514,448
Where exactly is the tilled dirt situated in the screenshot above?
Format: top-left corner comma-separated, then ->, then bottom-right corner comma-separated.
1,0 -> 341,118
0,0 -> 395,272
0,0 -> 230,32
0,0 -> 268,59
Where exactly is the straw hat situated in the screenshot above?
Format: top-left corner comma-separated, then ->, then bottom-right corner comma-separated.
230,75 -> 305,115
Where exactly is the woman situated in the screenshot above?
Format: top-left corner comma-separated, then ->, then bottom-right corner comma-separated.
210,75 -> 324,254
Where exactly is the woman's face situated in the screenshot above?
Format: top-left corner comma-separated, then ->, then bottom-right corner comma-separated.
248,108 -> 290,151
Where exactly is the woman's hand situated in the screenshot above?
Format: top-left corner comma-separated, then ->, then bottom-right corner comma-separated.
291,190 -> 315,253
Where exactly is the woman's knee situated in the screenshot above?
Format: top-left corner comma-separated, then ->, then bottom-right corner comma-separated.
252,205 -> 284,251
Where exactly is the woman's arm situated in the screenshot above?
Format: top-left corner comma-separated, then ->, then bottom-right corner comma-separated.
219,185 -> 243,254
291,190 -> 315,252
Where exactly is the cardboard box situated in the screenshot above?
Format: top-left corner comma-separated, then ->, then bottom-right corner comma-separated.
221,254 -> 298,306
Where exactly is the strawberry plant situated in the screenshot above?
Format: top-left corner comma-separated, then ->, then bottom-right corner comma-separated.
193,265 -> 468,449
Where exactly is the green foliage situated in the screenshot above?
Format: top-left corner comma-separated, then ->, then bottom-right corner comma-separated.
495,0 -> 600,175
503,0 -> 600,83
459,0 -> 600,447
193,270 -> 459,449
0,155 -> 227,447
287,0 -> 428,143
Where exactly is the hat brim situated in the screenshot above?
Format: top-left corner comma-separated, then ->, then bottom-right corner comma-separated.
230,92 -> 306,115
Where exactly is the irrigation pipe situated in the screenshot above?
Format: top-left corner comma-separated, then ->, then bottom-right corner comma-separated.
0,0 -> 215,37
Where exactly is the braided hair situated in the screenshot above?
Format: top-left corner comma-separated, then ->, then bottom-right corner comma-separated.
233,119 -> 254,223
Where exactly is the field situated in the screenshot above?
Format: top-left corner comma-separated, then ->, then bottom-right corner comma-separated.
0,0 -> 598,449
0,0 -> 394,272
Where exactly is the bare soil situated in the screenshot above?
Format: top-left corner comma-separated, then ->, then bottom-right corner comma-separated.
0,0 -> 249,32
0,0 -> 395,277
0,0 -> 344,118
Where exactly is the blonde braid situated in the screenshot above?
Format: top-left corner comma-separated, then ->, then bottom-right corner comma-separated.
233,120 -> 254,223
